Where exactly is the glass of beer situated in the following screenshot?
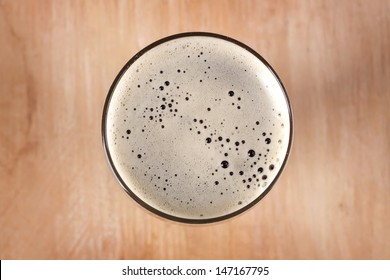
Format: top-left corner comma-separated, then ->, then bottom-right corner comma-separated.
102,32 -> 293,224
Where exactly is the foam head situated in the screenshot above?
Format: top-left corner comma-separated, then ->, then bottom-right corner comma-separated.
102,33 -> 292,223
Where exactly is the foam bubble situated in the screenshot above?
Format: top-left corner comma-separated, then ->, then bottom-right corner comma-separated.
103,33 -> 292,222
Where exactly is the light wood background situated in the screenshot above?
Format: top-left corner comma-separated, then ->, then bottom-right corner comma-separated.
1,0 -> 389,260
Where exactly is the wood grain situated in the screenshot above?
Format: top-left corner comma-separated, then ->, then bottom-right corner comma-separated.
0,0 -> 389,259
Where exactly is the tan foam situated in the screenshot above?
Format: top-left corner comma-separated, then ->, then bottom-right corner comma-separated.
104,34 -> 291,221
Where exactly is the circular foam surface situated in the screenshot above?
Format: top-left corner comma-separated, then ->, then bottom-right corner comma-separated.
102,32 -> 293,223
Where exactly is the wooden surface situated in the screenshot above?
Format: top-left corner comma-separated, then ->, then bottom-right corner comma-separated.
1,0 -> 389,260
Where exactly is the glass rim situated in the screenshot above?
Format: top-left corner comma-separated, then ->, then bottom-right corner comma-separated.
102,32 -> 293,224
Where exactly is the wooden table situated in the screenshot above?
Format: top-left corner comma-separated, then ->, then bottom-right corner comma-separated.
1,0 -> 389,259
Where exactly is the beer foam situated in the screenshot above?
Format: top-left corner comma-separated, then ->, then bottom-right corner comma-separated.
103,34 -> 292,222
